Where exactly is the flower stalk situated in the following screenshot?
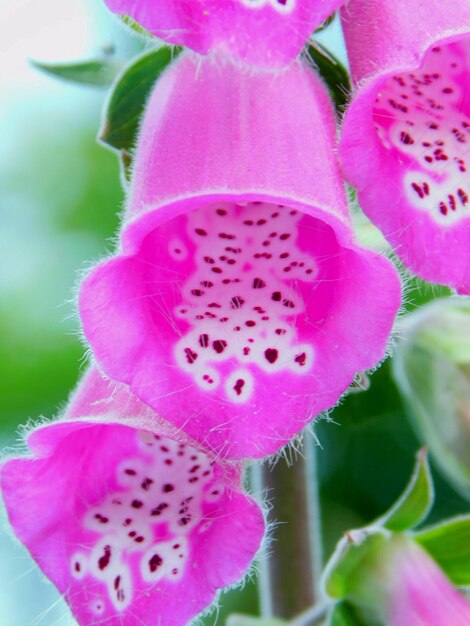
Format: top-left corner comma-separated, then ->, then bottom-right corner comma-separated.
257,434 -> 322,619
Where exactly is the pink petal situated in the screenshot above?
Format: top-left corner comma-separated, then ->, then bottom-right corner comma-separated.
103,0 -> 344,68
389,542 -> 470,626
1,369 -> 265,626
79,52 -> 401,459
340,0 -> 470,292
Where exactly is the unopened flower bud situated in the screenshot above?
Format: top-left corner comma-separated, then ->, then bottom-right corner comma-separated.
393,297 -> 470,497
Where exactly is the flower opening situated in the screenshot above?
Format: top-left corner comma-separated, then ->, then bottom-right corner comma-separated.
0,370 -> 265,626
340,0 -> 470,291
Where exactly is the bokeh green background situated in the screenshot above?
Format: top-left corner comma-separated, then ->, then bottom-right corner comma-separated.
1,3 -> 468,624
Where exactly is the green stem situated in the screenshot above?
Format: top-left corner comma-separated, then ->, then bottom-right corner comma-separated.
256,433 -> 322,619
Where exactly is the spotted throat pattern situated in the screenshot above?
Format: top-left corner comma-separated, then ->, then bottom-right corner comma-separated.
71,431 -> 223,616
173,202 -> 317,403
374,40 -> 470,224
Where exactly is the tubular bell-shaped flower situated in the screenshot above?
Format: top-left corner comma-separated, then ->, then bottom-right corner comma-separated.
0,368 -> 265,626
340,0 -> 470,292
103,0 -> 345,68
79,52 -> 401,459
387,538 -> 470,626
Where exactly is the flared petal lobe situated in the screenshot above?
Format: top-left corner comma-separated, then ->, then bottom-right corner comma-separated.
103,0 -> 345,68
388,541 -> 470,626
80,53 -> 401,459
340,0 -> 470,292
1,370 -> 265,626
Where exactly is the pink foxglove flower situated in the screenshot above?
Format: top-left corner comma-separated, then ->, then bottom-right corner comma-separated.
0,368 -> 265,626
340,0 -> 470,292
103,0 -> 345,68
79,52 -> 401,459
388,540 -> 470,626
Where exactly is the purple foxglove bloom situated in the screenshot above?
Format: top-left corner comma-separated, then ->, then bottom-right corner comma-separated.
388,540 -> 470,626
340,0 -> 470,292
79,52 -> 401,459
0,368 -> 265,626
103,0 -> 345,68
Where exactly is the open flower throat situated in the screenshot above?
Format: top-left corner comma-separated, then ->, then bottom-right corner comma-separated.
374,40 -> 470,224
71,429 -> 222,617
155,201 -> 322,403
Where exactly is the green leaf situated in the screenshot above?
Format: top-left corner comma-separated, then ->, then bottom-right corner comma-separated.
378,448 -> 434,532
226,616 -> 285,626
31,58 -> 121,88
415,516 -> 470,586
306,43 -> 351,111
99,45 -> 182,179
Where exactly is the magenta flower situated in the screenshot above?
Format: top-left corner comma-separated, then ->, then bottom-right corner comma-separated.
79,52 -> 401,459
103,0 -> 344,68
0,368 -> 265,626
388,540 -> 470,626
340,0 -> 470,292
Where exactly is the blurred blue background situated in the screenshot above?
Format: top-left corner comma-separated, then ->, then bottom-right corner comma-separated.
0,2 -> 468,624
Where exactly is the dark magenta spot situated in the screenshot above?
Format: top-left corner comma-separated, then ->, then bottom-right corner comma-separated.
199,334 -> 209,349
98,545 -> 111,571
230,296 -> 245,309
141,478 -> 154,491
234,379 -> 245,396
213,339 -> 227,354
265,348 -> 278,364
253,277 -> 266,289
149,554 -> 163,572
151,503 -> 169,516
185,348 -> 198,364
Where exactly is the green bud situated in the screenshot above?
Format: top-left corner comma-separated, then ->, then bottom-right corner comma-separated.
393,297 -> 470,498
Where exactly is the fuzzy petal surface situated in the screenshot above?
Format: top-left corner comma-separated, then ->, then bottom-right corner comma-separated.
104,0 -> 344,68
1,369 -> 265,626
341,0 -> 470,292
80,53 -> 401,459
388,541 -> 470,626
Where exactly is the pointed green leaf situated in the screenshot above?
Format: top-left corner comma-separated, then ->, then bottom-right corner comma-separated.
99,45 -> 182,179
226,616 -> 285,626
415,516 -> 470,586
378,448 -> 433,532
31,58 -> 121,88
306,43 -> 351,111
